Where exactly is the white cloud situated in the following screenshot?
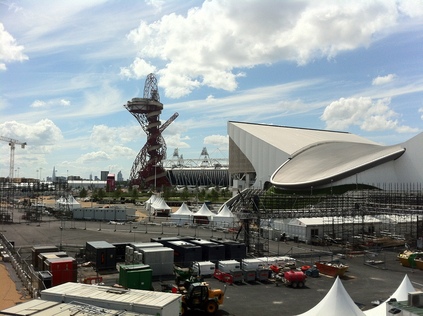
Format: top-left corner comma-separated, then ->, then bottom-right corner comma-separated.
30,99 -> 71,108
76,151 -> 111,164
119,57 -> 157,79
419,108 -> 423,120
321,96 -> 418,133
372,74 -> 396,85
0,119 -> 63,146
204,135 -> 228,148
124,0 -> 423,98
89,125 -> 142,149
0,23 -> 28,69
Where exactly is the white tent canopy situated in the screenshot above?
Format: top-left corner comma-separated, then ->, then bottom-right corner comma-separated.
193,203 -> 214,224
170,202 -> 193,225
298,277 -> 366,316
150,197 -> 171,216
56,195 -> 81,209
364,274 -> 415,316
213,204 -> 237,228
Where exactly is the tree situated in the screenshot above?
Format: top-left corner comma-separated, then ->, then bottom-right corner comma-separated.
79,187 -> 88,198
131,188 -> 139,200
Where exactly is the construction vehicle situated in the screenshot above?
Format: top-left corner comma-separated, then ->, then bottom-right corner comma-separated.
276,270 -> 307,288
181,281 -> 225,315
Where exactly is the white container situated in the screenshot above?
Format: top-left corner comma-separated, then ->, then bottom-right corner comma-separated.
241,258 -> 265,271
218,259 -> 240,272
191,261 -> 215,276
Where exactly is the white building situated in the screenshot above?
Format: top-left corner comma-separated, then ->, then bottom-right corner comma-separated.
228,121 -> 423,191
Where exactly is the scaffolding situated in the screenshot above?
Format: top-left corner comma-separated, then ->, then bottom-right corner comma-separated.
230,186 -> 423,255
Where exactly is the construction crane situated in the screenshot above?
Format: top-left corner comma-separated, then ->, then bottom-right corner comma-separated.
0,136 -> 27,180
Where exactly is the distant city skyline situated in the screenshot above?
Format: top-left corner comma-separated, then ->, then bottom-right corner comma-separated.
1,1 -> 423,179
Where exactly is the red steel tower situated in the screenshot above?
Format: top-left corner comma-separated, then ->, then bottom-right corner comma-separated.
124,73 -> 178,189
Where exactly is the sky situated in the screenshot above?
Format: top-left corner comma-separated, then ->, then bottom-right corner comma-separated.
1,0 -> 423,181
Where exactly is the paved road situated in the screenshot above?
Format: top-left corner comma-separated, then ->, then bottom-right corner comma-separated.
2,212 -> 423,316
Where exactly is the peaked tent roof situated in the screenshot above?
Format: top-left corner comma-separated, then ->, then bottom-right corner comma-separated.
146,194 -> 158,205
298,277 -> 365,316
364,274 -> 415,316
194,203 -> 214,217
173,203 -> 193,215
56,195 -> 80,206
151,197 -> 171,210
216,204 -> 235,218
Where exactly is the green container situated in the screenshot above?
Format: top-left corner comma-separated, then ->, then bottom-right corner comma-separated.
119,264 -> 152,290
126,269 -> 153,290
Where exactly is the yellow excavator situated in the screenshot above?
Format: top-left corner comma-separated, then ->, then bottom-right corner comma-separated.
181,281 -> 225,315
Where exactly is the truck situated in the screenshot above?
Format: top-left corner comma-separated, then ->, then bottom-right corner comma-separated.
181,281 -> 225,315
278,270 -> 306,288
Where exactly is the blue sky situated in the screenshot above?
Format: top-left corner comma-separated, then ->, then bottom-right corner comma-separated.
1,0 -> 423,181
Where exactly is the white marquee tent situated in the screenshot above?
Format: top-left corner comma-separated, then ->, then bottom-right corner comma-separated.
170,202 -> 193,225
193,203 -> 214,224
56,195 -> 81,209
150,197 -> 171,216
297,277 -> 366,316
364,274 -> 415,316
213,204 -> 237,228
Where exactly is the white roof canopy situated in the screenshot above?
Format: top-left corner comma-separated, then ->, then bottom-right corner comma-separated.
298,277 -> 365,316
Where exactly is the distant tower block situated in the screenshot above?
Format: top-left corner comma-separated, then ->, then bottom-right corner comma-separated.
124,73 -> 179,188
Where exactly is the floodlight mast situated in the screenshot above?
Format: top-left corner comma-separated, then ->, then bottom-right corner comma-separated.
124,73 -> 178,189
0,136 -> 27,181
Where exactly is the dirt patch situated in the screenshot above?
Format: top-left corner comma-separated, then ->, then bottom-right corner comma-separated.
0,263 -> 30,310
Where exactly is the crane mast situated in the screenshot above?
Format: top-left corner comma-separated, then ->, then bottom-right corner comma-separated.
0,136 -> 27,180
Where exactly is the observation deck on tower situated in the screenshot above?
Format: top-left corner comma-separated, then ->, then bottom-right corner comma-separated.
124,74 -> 178,189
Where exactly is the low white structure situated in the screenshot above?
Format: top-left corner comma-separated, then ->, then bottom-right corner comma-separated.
41,282 -> 181,316
269,216 -> 382,243
72,206 -> 136,221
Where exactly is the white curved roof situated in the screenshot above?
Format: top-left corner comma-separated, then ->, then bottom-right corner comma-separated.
271,142 -> 405,189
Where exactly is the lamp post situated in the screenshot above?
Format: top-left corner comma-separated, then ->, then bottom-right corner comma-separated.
154,164 -> 157,192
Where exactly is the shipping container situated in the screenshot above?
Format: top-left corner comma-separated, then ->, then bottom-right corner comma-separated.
189,239 -> 225,262
41,282 -> 181,316
37,271 -> 52,290
38,252 -> 68,271
130,242 -> 164,250
44,257 -> 77,286
112,242 -> 129,262
85,241 -> 116,270
167,241 -> 202,268
210,238 -> 247,260
31,245 -> 59,270
119,264 -> 152,290
141,247 -> 174,276
150,236 -> 183,247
